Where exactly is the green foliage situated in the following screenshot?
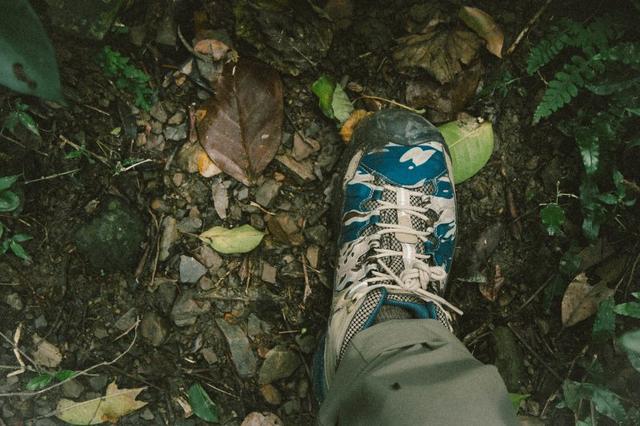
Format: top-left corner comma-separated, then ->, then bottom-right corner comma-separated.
26,370 -> 76,391
187,383 -> 219,423
619,329 -> 640,372
540,203 -> 565,236
98,46 -> 155,111
614,293 -> 640,319
592,297 -> 616,342
562,380 -> 627,423
0,1 -> 63,101
0,175 -> 31,261
2,100 -> 39,137
311,75 -> 354,124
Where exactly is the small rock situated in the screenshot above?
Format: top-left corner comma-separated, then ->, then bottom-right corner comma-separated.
179,256 -> 207,283
305,246 -> 320,269
32,336 -> 62,368
88,375 -> 108,392
212,181 -> 229,219
267,213 -> 304,246
172,172 -> 184,187
94,327 -> 108,339
140,408 -> 155,420
34,315 -> 48,329
295,334 -> 316,354
261,263 -> 277,284
241,412 -> 284,426
4,293 -> 23,310
199,246 -> 223,272
140,312 -> 168,347
200,347 -> 219,364
159,216 -> 179,261
260,384 -> 282,405
150,103 -> 168,123
255,179 -> 282,207
168,111 -> 185,125
258,346 -> 301,384
155,280 -> 177,314
282,399 -> 301,415
164,124 -> 188,141
62,380 -> 85,399
171,289 -> 211,327
216,318 -> 257,378
247,313 -> 272,338
304,224 -> 328,246
114,308 -> 137,331
292,133 -> 320,161
276,155 -> 315,181
237,186 -> 250,201
177,217 -> 203,233
198,276 -> 214,291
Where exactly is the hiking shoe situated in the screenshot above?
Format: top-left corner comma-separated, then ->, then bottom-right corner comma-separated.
314,109 -> 461,401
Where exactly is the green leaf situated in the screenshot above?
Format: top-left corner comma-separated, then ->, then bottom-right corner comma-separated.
592,297 -> 616,341
331,84 -> 354,124
540,203 -> 565,236
16,111 -> 39,136
12,233 -> 32,243
54,370 -> 76,381
0,175 -> 19,192
562,380 -> 626,422
508,393 -> 530,411
187,383 -> 219,423
199,224 -> 265,254
0,1 -> 63,101
311,76 -> 336,119
9,240 -> 30,261
438,119 -> 494,184
26,373 -> 53,390
576,131 -> 600,175
0,222 -> 4,240
0,190 -> 20,213
614,301 -> 640,319
1,239 -> 9,254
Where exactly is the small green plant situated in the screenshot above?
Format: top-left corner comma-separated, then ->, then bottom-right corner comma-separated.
1,100 -> 39,137
98,46 -> 155,111
26,370 -> 76,391
0,175 -> 31,261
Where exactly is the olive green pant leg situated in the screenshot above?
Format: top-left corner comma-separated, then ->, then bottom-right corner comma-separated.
318,319 -> 518,426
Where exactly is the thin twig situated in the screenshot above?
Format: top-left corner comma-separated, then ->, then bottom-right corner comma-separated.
6,324 -> 25,378
507,323 -> 563,382
353,95 -> 425,114
506,0 -> 554,55
24,168 -> 81,185
301,253 -> 312,305
0,133 -> 49,157
512,275 -> 555,316
115,158 -> 153,174
59,135 -> 110,166
0,319 -> 140,398
0,328 -> 39,373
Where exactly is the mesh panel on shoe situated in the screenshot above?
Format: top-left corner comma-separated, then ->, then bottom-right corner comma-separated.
339,288 -> 384,361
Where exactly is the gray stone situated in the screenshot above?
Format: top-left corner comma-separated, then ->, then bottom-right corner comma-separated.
140,312 -> 168,347
164,124 -> 188,141
94,327 -> 108,339
304,224 -> 328,246
140,407 -> 155,420
216,318 -> 257,378
168,111 -> 185,125
179,256 -> 207,284
258,346 -> 301,384
4,293 -> 23,310
159,217 -> 178,262
62,379 -> 85,399
255,179 -> 282,207
45,0 -> 125,40
295,334 -> 315,354
155,280 -> 177,314
74,196 -> 146,272
199,246 -> 223,272
34,315 -> 48,329
200,347 -> 218,364
177,217 -> 203,233
171,289 -> 211,327
88,375 -> 108,391
114,308 -> 137,331
150,103 -> 168,123
261,262 -> 277,284
282,399 -> 301,415
247,313 -> 272,339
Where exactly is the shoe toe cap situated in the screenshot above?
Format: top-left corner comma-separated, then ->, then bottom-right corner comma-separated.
353,109 -> 445,148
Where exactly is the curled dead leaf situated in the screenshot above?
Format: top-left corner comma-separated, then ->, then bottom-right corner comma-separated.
479,264 -> 505,302
561,273 -> 615,327
194,39 -> 231,61
459,6 -> 504,58
340,109 -> 372,143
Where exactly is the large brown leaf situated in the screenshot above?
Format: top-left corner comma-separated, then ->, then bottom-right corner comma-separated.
198,59 -> 283,185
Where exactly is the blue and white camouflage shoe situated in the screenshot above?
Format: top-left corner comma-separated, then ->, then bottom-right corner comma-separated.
314,109 -> 462,401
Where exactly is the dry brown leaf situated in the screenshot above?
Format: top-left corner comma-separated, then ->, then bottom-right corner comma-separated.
340,109 -> 372,143
459,6 -> 504,58
198,59 -> 283,185
479,264 -> 505,302
194,39 -> 231,61
393,27 -> 482,84
561,273 -> 615,327
241,412 -> 284,426
32,336 -> 62,368
56,382 -> 147,425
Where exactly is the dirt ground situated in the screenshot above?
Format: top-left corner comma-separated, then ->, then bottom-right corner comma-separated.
1,1 -> 638,425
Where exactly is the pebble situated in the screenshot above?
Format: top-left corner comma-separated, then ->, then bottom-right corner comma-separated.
159,217 -> 179,261
155,280 -> 177,314
198,276 -> 214,291
212,181 -> 229,219
292,134 -> 320,161
164,124 -> 188,141
267,213 -> 304,246
172,172 -> 184,187
171,289 -> 211,327
295,334 -> 316,354
151,121 -> 164,134
179,256 -> 207,283
5,293 -> 23,310
199,246 -> 223,272
258,346 -> 301,384
261,262 -> 277,284
177,217 -> 203,233
94,327 -> 108,339
305,246 -> 320,268
88,375 -> 108,391
200,347 -> 218,364
168,111 -> 185,125
282,399 -> 301,415
140,312 -> 168,347
237,186 -> 249,201
34,315 -> 48,329
247,313 -> 272,338
62,379 -> 85,399
255,179 -> 282,207
260,384 -> 282,405
276,155 -> 315,181
150,103 -> 168,123
114,308 -> 138,331
140,408 -> 155,420
304,224 -> 328,246
216,318 -> 257,378
241,412 -> 284,426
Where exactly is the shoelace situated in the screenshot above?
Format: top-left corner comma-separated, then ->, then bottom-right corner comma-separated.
345,183 -> 463,325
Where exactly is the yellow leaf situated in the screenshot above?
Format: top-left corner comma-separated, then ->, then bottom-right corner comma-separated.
56,382 -> 147,425
459,6 -> 504,58
199,224 -> 265,254
340,109 -> 371,143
